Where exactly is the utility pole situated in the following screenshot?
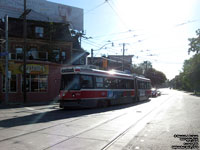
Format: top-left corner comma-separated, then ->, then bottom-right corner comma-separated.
5,14 -> 9,104
120,43 -> 128,71
91,49 -> 93,64
23,0 -> 27,103
122,43 -> 125,71
144,61 -> 148,75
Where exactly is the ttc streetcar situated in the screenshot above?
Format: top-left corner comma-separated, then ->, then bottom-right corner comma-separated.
59,66 -> 151,108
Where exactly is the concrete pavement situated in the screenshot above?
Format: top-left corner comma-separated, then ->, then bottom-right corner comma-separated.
0,89 -> 199,150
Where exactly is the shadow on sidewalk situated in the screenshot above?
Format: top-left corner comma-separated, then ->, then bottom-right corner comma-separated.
0,100 -> 150,128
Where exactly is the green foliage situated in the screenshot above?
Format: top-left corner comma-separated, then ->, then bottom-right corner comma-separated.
171,53 -> 200,91
131,61 -> 167,86
171,29 -> 200,92
139,61 -> 152,70
188,29 -> 200,54
145,68 -> 167,87
131,64 -> 143,75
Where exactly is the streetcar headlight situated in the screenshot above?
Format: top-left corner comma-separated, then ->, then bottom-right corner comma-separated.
72,93 -> 76,98
62,93 -> 65,97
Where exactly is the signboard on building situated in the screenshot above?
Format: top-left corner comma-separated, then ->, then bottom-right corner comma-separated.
19,64 -> 49,74
0,0 -> 83,31
0,62 -> 49,75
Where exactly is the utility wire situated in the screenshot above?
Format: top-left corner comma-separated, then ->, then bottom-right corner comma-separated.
92,29 -> 136,39
82,40 -> 103,49
84,1 -> 107,14
105,0 -> 129,29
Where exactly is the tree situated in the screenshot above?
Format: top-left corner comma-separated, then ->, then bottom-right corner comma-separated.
171,53 -> 200,92
171,29 -> 200,92
188,29 -> 200,54
131,64 -> 143,75
131,61 -> 167,87
145,68 -> 167,87
182,54 -> 200,91
139,61 -> 152,71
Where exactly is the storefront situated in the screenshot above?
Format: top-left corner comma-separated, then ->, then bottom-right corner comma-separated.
0,60 -> 61,103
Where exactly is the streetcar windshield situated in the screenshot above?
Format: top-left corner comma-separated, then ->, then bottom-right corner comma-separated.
60,74 -> 80,90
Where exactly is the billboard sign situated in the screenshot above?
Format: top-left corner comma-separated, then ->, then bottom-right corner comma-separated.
0,0 -> 83,31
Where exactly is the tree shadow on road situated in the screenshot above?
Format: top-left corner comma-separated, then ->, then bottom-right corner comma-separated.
0,100 -> 150,128
190,93 -> 200,97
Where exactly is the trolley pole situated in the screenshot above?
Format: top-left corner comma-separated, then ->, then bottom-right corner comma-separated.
23,0 -> 27,103
5,14 -> 9,104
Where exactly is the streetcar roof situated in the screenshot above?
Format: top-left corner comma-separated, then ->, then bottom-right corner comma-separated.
136,76 -> 151,82
61,66 -> 134,79
61,66 -> 151,81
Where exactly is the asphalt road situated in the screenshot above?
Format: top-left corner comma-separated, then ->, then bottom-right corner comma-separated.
0,89 -> 199,150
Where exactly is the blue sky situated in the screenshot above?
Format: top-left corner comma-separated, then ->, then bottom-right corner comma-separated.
48,0 -> 200,79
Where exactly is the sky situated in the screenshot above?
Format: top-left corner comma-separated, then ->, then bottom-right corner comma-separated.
48,0 -> 200,80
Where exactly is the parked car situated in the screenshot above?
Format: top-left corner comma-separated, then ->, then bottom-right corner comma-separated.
151,88 -> 161,97
151,88 -> 157,97
157,90 -> 161,96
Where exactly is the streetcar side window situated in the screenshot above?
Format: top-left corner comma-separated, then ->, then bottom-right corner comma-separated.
95,76 -> 104,88
144,82 -> 147,89
137,80 -> 151,89
118,79 -> 125,89
147,82 -> 151,89
60,74 -> 80,90
125,79 -> 134,89
138,81 -> 142,89
111,78 -> 118,89
81,75 -> 94,89
104,77 -> 118,89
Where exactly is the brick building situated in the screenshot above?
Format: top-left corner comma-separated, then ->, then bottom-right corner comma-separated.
0,1 -> 87,103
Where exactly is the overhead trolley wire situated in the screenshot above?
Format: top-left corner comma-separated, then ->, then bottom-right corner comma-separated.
84,1 -> 107,14
82,40 -> 103,49
92,29 -> 136,39
105,0 -> 129,29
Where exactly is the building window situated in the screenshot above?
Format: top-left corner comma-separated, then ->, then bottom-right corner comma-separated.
22,75 -> 30,92
16,47 -> 23,60
22,75 -> 48,92
61,51 -> 66,61
28,48 -> 38,60
35,26 -> 44,38
39,75 -> 48,92
52,50 -> 60,62
38,51 -> 48,61
9,48 -> 23,60
31,75 -> 39,92
2,75 -> 17,92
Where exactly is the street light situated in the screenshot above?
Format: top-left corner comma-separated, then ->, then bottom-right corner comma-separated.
91,41 -> 114,64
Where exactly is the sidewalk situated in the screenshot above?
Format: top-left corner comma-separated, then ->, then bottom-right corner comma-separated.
0,101 -> 59,109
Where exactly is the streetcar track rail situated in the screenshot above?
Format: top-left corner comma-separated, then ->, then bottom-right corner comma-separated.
0,109 -> 128,144
101,95 -> 175,150
0,92 -> 175,150
43,95 -> 174,149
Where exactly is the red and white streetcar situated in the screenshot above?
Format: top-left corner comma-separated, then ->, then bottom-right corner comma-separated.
59,66 -> 151,108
